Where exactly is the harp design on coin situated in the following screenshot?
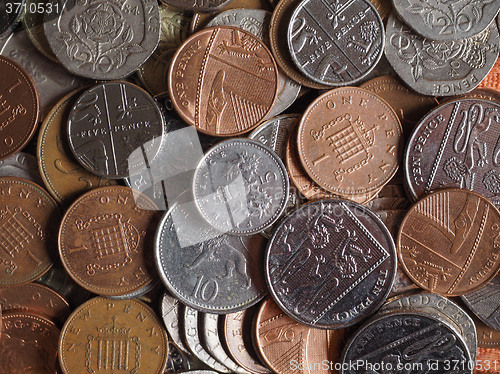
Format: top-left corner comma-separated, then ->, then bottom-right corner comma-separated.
86,316 -> 140,372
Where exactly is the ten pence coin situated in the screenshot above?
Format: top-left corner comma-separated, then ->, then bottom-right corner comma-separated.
58,186 -> 160,297
1,311 -> 60,374
44,0 -> 160,80
58,297 -> 168,374
297,87 -> 402,197
0,177 -> 61,286
398,188 -> 500,296
168,26 -> 279,136
0,56 -> 40,161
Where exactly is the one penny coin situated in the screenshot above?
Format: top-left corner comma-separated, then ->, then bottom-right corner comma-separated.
0,56 -> 40,161
37,89 -> 117,208
254,298 -> 345,374
1,311 -> 60,374
405,99 -> 500,209
297,87 -> 402,197
67,82 -> 164,179
0,283 -> 71,327
59,297 -> 169,374
58,186 -> 160,296
287,0 -> 384,86
0,177 -> 61,286
398,188 -> 500,296
265,199 -> 396,329
161,0 -> 234,13
169,26 -> 279,136
44,0 -> 160,80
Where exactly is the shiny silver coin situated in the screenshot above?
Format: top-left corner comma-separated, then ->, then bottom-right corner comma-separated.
200,313 -> 249,374
385,12 -> 499,96
287,0 -> 385,86
160,291 -> 190,354
381,292 -> 477,361
183,306 -> 232,373
462,275 -> 500,330
0,29 -> 88,118
392,0 -> 500,41
265,199 -> 397,329
43,0 -> 160,80
341,311 -> 473,374
206,9 -> 301,118
193,139 -> 289,236
67,81 -> 164,179
155,194 -> 268,314
0,152 -> 43,186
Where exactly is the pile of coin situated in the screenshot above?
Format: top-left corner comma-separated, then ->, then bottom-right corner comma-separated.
2,0 -> 500,372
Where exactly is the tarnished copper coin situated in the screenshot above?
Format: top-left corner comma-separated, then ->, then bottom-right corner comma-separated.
255,298 -> 344,374
266,199 -> 396,329
0,177 -> 60,286
398,188 -> 500,296
169,26 -> 279,136
161,0 -> 234,13
37,89 -> 117,208
475,315 -> 500,348
0,56 -> 40,161
58,186 -> 160,296
1,311 -> 60,373
297,87 -> 402,197
0,283 -> 71,327
59,297 -> 168,374
405,99 -> 500,209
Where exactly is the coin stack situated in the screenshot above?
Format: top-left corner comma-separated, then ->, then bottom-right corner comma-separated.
2,0 -> 500,373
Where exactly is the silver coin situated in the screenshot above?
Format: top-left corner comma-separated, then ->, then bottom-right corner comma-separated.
381,292 -> 477,361
287,0 -> 385,87
166,341 -> 191,373
462,275 -> 500,330
67,81 -> 164,179
160,291 -> 191,354
0,0 -> 25,36
206,9 -> 302,118
193,139 -> 289,236
341,311 -> 473,374
0,29 -> 88,118
385,12 -> 499,96
183,306 -> 232,373
106,281 -> 156,300
392,0 -> 500,41
155,194 -> 268,314
43,0 -> 160,80
0,152 -> 43,186
200,313 -> 249,374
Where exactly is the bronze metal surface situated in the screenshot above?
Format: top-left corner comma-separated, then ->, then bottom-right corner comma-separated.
58,186 -> 160,296
58,297 -> 168,374
0,56 -> 40,161
169,26 -> 279,136
398,188 -> 500,296
255,298 -> 344,374
297,87 -> 402,198
0,283 -> 71,327
1,311 -> 60,373
0,177 -> 61,286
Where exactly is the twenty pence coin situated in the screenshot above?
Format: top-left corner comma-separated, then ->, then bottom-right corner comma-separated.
58,297 -> 168,374
397,188 -> 500,296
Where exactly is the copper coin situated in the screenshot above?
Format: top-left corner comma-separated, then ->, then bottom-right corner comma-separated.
58,186 -> 160,296
1,311 -> 60,373
161,0 -> 234,12
404,99 -> 500,209
476,315 -> 500,348
438,88 -> 500,105
0,283 -> 71,327
297,87 -> 402,197
169,26 -> 279,136
223,306 -> 271,374
254,298 -> 344,374
398,188 -> 500,296
269,0 -> 330,90
0,177 -> 61,286
479,56 -> 500,90
59,297 -> 169,374
0,56 -> 40,161
37,89 -> 117,208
